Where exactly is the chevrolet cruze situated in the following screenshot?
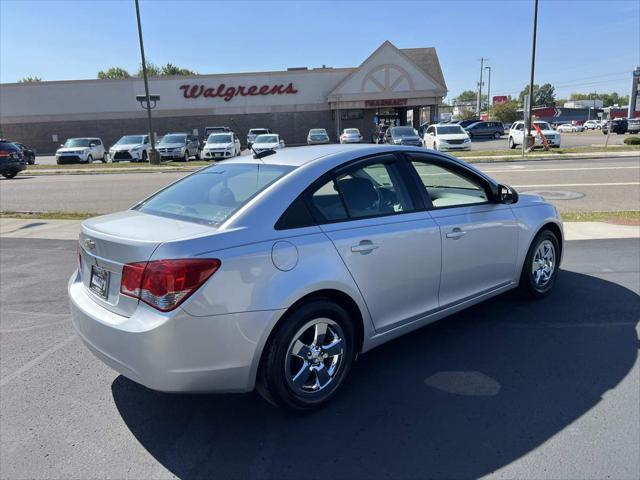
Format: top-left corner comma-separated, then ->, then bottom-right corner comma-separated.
69,144 -> 563,410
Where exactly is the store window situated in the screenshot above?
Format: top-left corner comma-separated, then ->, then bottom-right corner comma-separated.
340,109 -> 364,120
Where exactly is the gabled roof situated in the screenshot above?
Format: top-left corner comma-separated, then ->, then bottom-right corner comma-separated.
328,40 -> 447,101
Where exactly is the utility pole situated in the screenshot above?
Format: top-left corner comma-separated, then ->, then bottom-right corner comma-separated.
485,66 -> 492,118
525,0 -> 539,153
476,58 -> 487,115
134,0 -> 159,164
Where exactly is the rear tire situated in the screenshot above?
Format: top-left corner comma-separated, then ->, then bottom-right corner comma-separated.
256,300 -> 356,411
494,132 -> 501,139
519,229 -> 560,299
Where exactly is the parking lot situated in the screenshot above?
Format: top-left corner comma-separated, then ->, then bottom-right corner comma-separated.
1,235 -> 638,479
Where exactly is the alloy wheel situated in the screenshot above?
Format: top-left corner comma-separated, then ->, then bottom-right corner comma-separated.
285,318 -> 346,395
531,239 -> 556,288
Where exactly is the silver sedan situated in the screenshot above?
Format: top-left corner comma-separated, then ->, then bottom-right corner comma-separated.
69,145 -> 563,410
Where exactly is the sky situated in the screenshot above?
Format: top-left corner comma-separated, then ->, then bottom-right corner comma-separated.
1,0 -> 639,101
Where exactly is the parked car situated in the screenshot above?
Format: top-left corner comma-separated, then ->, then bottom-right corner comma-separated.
456,119 -> 480,129
307,129 -> 330,145
202,132 -> 241,160
12,142 -> 36,164
109,135 -> 150,163
339,128 -> 363,144
423,124 -> 471,151
56,138 -> 106,164
69,144 -> 563,410
626,118 -> 640,134
556,123 -> 580,133
583,120 -> 601,130
247,128 -> 272,149
204,126 -> 230,138
384,126 -> 422,146
157,133 -> 200,161
508,121 -> 561,149
602,119 -> 627,135
0,139 -> 27,178
252,134 -> 285,153
464,121 -> 504,139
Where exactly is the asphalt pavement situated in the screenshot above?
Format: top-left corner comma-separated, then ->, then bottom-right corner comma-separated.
2,156 -> 638,214
0,237 -> 638,479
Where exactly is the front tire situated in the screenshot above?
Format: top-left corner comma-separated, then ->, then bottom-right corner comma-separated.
183,152 -> 189,162
2,172 -> 17,179
519,229 -> 560,298
494,132 -> 501,139
86,155 -> 93,164
256,300 -> 356,411
509,137 -> 516,149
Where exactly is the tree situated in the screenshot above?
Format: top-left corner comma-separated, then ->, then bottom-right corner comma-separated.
97,67 -> 131,79
453,90 -> 487,105
161,63 -> 196,76
518,83 -> 556,107
18,76 -> 42,83
491,101 -> 520,123
457,108 -> 477,121
137,61 -> 161,77
569,91 -> 629,107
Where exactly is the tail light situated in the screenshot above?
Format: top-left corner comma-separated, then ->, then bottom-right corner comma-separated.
120,259 -> 221,311
0,150 -> 10,157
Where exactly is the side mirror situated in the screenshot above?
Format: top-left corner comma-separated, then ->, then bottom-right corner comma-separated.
498,184 -> 518,204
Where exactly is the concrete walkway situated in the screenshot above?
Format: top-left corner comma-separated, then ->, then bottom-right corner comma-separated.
1,218 -> 638,241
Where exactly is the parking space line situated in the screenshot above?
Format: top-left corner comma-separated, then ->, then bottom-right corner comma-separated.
0,335 -> 76,388
483,166 -> 640,174
0,320 -> 69,333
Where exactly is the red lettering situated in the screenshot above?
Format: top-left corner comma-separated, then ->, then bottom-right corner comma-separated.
180,83 -> 298,100
283,83 -> 298,94
223,86 -> 236,101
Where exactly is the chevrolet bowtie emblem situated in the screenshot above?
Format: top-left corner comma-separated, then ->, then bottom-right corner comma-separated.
84,239 -> 96,250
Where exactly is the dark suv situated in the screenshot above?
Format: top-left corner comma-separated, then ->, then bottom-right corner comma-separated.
384,126 -> 422,146
0,140 -> 27,179
464,121 -> 504,139
602,119 -> 627,135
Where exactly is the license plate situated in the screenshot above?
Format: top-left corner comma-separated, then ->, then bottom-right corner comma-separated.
90,265 -> 110,299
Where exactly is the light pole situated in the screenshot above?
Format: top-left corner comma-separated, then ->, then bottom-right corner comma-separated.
476,58 -> 487,115
484,66 -> 492,118
134,0 -> 159,164
524,0 -> 539,155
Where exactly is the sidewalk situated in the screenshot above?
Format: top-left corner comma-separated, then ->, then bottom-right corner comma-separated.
1,218 -> 638,241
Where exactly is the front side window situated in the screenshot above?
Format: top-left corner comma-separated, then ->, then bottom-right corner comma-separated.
409,156 -> 488,208
137,163 -> 294,225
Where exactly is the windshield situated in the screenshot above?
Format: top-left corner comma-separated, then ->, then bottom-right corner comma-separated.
159,134 -> 186,144
437,126 -> 465,135
207,134 -> 233,144
345,129 -> 360,135
249,129 -> 269,135
392,127 -> 416,137
255,135 -> 278,143
64,138 -> 90,148
309,129 -> 327,135
136,163 -> 294,225
116,135 -> 145,145
534,122 -> 551,130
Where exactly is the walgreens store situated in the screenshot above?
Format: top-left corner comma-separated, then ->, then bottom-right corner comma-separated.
0,41 -> 447,153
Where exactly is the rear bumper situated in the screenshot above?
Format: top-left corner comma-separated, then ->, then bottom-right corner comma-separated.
0,162 -> 26,175
68,271 -> 284,393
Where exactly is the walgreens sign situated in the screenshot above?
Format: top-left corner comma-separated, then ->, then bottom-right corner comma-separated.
179,82 -> 298,102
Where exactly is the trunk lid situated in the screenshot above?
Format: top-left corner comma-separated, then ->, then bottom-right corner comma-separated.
79,210 -> 216,317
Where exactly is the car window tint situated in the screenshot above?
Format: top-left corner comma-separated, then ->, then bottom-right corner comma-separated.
335,160 -> 414,219
310,179 -> 348,222
409,159 -> 488,208
137,163 -> 294,226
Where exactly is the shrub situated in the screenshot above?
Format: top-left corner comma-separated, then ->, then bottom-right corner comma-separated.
623,136 -> 640,145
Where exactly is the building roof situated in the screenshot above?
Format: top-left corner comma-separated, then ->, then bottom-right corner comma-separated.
399,47 -> 447,91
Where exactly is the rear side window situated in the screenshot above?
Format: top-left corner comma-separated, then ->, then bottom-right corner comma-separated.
137,163 -> 294,225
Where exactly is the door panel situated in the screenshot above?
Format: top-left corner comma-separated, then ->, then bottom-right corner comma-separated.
430,205 -> 518,306
322,213 -> 441,332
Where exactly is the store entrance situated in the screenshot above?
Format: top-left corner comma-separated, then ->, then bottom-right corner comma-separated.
373,107 -> 407,128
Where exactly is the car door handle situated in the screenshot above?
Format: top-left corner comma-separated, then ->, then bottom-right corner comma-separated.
351,241 -> 379,253
446,228 -> 467,240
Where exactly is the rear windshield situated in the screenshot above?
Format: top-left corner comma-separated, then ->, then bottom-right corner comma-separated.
345,129 -> 360,134
136,163 -> 294,225
391,127 -> 416,136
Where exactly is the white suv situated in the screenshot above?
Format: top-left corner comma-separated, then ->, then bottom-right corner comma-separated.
110,135 -> 150,162
508,121 -> 561,149
583,120 -> 601,130
56,138 -> 106,164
